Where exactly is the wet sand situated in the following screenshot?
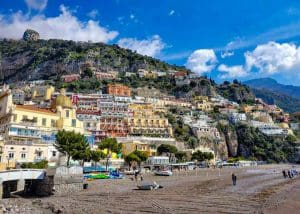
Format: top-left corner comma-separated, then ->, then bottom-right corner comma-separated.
1,165 -> 300,214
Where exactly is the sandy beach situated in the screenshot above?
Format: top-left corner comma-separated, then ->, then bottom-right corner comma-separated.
1,165 -> 300,214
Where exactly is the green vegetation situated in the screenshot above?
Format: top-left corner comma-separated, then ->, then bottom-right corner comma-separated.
217,81 -> 255,104
236,124 -> 297,163
175,151 -> 188,162
191,151 -> 214,162
98,138 -> 122,171
157,144 -> 178,155
54,130 -> 90,166
166,113 -> 199,149
125,150 -> 148,168
21,160 -> 48,169
251,88 -> 300,113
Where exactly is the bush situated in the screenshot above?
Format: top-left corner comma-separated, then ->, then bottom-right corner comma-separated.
21,160 -> 48,169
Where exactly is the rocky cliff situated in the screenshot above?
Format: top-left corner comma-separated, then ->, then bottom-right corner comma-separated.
0,39 -> 184,83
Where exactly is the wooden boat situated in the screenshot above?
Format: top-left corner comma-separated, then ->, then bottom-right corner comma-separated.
154,170 -> 173,176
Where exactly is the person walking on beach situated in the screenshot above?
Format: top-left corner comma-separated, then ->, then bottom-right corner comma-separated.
232,173 -> 237,186
288,170 -> 292,179
282,170 -> 287,179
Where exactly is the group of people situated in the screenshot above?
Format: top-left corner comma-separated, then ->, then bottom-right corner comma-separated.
282,169 -> 298,179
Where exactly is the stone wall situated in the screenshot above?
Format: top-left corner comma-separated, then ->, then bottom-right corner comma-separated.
53,166 -> 83,195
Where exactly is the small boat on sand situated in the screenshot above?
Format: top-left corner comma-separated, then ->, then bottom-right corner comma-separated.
137,182 -> 163,190
154,170 -> 172,176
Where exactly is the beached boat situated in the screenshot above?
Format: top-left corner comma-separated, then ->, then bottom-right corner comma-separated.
154,170 -> 173,176
123,170 -> 135,175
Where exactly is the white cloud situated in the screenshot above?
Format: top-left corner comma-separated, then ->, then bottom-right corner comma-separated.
130,14 -> 135,19
221,51 -> 234,58
185,49 -> 217,75
25,0 -> 48,11
245,41 -> 300,74
117,35 -> 165,57
0,5 -> 118,43
87,9 -> 99,19
169,10 -> 175,16
218,64 -> 248,79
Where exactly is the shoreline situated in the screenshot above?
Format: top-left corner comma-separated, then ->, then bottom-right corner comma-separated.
1,165 -> 300,213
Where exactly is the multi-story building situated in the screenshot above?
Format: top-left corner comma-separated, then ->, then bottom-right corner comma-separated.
95,72 -> 116,80
195,100 -> 213,112
121,141 -> 156,157
136,87 -> 162,98
128,104 -> 173,137
0,87 -> 84,167
61,74 -> 81,83
31,85 -> 55,102
12,89 -> 25,105
98,101 -> 131,138
107,83 -> 131,97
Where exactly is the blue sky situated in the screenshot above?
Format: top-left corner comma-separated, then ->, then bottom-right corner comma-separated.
1,0 -> 300,85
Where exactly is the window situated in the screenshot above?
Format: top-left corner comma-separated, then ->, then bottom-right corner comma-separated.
8,152 -> 14,159
72,119 -> 76,127
37,151 -> 42,158
52,151 -> 57,157
51,119 -> 56,127
13,115 -> 17,122
22,115 -> 28,121
21,153 -> 26,159
42,118 -> 46,126
33,117 -> 38,122
66,110 -> 70,118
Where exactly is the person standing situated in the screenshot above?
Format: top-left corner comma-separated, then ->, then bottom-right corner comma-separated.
288,170 -> 292,179
232,173 -> 237,186
282,170 -> 287,179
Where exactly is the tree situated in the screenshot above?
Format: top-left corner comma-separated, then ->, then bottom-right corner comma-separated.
157,144 -> 178,162
98,138 -> 122,171
192,151 -> 214,162
175,151 -> 188,162
55,130 -> 90,167
124,153 -> 140,170
157,144 -> 178,155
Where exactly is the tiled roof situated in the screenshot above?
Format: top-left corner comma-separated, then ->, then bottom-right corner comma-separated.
16,105 -> 56,115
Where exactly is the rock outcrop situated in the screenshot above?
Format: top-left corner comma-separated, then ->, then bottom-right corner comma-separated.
23,29 -> 40,41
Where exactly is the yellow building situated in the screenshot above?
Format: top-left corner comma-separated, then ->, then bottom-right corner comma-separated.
31,85 -> 55,102
0,87 -> 84,167
128,104 -> 173,137
196,100 -> 213,112
121,141 -> 156,157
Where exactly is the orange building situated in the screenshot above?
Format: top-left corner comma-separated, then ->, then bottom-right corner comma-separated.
107,84 -> 131,97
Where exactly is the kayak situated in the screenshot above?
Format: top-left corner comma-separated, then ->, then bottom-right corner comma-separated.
84,173 -> 110,179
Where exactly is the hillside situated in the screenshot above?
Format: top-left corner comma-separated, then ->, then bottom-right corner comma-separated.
251,88 -> 300,113
244,78 -> 300,99
0,39 -> 186,83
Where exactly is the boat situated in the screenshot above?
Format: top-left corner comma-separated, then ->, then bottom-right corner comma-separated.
154,170 -> 173,176
137,182 -> 163,190
123,170 -> 135,175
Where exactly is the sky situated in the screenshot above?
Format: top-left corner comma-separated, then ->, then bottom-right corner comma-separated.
1,0 -> 300,85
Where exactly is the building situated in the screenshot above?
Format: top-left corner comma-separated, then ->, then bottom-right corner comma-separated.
136,87 -> 161,98
250,121 -> 287,136
98,101 -> 130,138
128,104 -> 173,137
107,83 -> 131,97
12,89 -> 25,105
229,113 -> 247,124
31,85 -> 55,102
61,74 -> 81,83
0,87 -> 84,167
195,100 -> 213,112
121,141 -> 156,156
95,72 -> 116,80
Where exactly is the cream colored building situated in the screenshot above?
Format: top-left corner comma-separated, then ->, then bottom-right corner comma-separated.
196,100 -> 213,112
0,87 -> 84,168
31,85 -> 55,102
121,141 -> 156,157
128,104 -> 173,137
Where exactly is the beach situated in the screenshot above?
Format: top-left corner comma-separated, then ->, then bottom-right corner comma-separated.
1,165 -> 300,214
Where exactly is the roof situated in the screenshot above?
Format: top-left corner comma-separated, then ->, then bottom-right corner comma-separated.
16,105 -> 56,115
